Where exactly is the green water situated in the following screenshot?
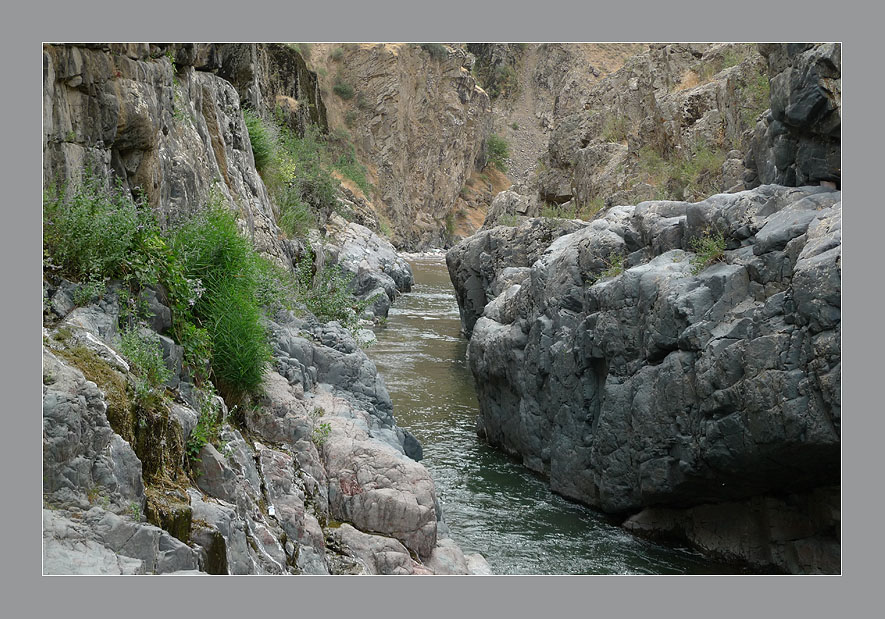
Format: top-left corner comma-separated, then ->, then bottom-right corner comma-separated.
369,256 -> 749,575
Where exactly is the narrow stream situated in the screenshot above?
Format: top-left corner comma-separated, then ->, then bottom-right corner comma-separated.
369,255 -> 748,575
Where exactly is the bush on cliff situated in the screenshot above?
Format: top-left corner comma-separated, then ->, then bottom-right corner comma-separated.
43,175 -> 157,284
43,176 -> 287,402
485,134 -> 510,173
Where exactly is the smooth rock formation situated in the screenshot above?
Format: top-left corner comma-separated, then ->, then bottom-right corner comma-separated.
448,184 -> 840,573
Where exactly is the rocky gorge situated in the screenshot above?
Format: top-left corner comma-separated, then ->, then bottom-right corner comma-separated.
42,41 -> 840,576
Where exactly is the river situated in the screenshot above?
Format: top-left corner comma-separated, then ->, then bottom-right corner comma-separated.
369,255 -> 750,575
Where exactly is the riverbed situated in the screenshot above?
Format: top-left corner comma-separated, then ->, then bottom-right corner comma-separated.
369,255 -> 749,575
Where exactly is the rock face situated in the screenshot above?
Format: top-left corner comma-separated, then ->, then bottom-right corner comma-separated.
746,44 -> 841,187
43,294 -> 488,574
484,44 -> 772,228
309,44 -> 492,250
468,43 -> 645,186
43,43 -> 293,262
448,184 -> 841,573
322,214 -> 414,319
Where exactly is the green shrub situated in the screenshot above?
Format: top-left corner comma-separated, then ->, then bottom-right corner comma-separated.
498,214 -> 519,227
43,175 -> 157,283
330,47 -> 344,62
356,92 -> 372,111
332,148 -> 371,196
345,109 -> 358,127
540,203 -> 577,219
419,43 -> 447,60
267,124 -> 340,229
243,109 -> 274,173
637,140 -> 727,201
601,115 -> 631,143
445,212 -> 455,236
290,43 -> 311,61
294,244 -> 373,330
485,64 -> 518,99
690,231 -> 726,274
119,325 -> 172,403
741,71 -> 770,128
486,134 -> 509,172
185,388 -> 222,462
333,77 -> 355,100
511,122 -> 519,130
600,253 -> 624,278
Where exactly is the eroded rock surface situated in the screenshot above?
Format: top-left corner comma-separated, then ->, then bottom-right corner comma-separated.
448,184 -> 840,573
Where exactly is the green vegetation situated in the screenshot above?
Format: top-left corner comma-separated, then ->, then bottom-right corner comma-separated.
600,253 -> 624,278
309,407 -> 331,446
249,112 -> 370,234
345,109 -> 358,127
185,388 -> 222,462
44,175 -> 292,403
378,218 -> 392,238
169,199 -> 274,399
498,214 -> 519,227
485,134 -> 510,172
418,43 -> 447,60
243,109 -> 274,173
540,203 -> 577,219
333,76 -> 355,100
119,326 -> 172,404
330,47 -> 344,62
740,71 -> 770,128
483,64 -> 519,99
289,43 -> 311,61
637,140 -> 727,201
356,92 -> 371,111
445,212 -> 455,236
293,244 -> 375,331
690,230 -> 726,274
510,122 -> 519,130
43,175 -> 156,284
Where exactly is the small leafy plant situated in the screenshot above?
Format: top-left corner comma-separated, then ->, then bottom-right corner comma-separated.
119,325 -> 172,404
600,253 -> 624,278
186,389 -> 222,463
309,407 -> 332,446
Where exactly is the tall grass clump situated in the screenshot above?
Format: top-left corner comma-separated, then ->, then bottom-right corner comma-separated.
169,198 -> 273,399
243,109 -> 274,173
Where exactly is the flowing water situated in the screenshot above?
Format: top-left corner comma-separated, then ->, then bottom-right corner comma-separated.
369,255 -> 748,575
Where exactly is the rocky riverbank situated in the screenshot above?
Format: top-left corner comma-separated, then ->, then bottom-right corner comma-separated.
446,43 -> 841,574
42,42 -> 489,575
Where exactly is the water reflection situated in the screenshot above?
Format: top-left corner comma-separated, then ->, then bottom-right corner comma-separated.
369,255 -> 746,575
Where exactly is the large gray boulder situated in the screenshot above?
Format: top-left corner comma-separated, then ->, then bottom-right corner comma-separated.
448,184 -> 840,573
323,214 -> 414,319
